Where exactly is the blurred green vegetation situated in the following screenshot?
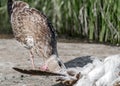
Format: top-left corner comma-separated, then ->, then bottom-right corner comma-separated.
0,0 -> 120,45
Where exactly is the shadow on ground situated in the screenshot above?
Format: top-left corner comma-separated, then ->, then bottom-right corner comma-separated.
65,56 -> 93,68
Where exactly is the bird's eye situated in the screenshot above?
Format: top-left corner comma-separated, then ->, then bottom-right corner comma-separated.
58,61 -> 62,67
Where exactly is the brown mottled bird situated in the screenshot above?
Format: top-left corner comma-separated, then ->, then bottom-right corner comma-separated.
7,0 -> 66,72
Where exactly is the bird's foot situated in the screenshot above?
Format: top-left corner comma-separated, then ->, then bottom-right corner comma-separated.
39,65 -> 49,71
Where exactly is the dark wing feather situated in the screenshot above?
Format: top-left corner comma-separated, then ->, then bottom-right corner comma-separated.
13,67 -> 65,76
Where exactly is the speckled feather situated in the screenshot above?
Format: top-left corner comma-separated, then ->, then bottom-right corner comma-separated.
10,1 -> 57,59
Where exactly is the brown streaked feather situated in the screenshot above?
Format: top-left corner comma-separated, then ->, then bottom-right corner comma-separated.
11,1 -> 57,59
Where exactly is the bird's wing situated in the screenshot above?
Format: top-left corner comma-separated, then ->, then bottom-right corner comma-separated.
27,8 -> 57,58
11,1 -> 37,44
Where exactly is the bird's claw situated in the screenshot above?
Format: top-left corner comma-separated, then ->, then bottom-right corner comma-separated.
39,65 -> 49,71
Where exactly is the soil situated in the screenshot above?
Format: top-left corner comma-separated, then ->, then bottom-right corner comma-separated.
0,39 -> 120,86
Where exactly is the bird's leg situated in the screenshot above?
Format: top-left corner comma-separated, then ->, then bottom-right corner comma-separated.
39,58 -> 49,71
30,50 -> 35,69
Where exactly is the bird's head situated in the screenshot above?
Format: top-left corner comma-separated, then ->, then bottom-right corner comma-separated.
45,55 -> 64,72
44,54 -> 67,73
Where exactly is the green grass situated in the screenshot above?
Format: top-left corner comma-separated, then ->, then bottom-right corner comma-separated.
0,0 -> 120,45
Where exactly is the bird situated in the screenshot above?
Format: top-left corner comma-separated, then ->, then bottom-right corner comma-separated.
57,55 -> 120,86
7,0 -> 66,72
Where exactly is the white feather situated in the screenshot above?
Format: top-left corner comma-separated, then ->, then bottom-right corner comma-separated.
74,76 -> 93,86
25,36 -> 34,49
74,54 -> 120,86
95,54 -> 120,86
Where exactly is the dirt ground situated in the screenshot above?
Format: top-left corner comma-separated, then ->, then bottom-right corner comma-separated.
0,39 -> 120,86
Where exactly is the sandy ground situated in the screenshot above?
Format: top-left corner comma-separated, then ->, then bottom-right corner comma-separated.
0,39 -> 120,86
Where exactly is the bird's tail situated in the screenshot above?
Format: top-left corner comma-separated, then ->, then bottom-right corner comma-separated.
7,0 -> 13,18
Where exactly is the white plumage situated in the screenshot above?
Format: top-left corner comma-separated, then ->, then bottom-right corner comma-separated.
75,54 -> 120,86
96,55 -> 120,86
58,55 -> 120,86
